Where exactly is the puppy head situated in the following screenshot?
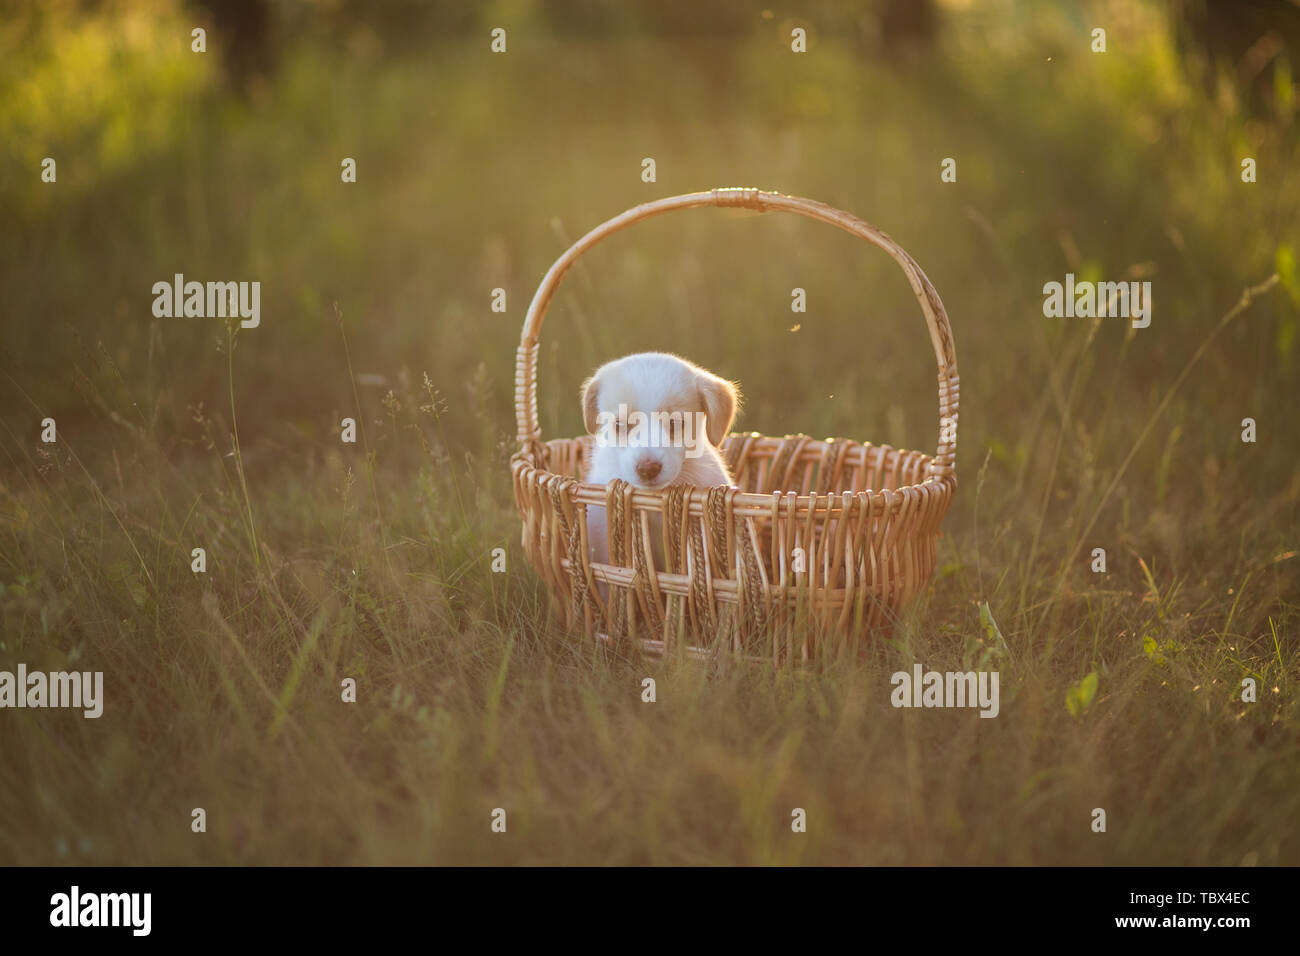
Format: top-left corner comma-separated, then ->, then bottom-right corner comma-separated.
581,352 -> 739,489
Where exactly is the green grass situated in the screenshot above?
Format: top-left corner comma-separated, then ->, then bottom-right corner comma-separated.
0,0 -> 1297,865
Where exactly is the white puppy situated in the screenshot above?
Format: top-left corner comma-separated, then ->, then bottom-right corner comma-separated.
581,352 -> 740,577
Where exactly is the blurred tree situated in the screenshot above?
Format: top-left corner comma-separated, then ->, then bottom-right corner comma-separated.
191,0 -> 275,93
877,0 -> 938,55
1172,0 -> 1300,121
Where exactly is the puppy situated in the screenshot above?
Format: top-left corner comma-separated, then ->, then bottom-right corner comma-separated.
580,352 -> 740,581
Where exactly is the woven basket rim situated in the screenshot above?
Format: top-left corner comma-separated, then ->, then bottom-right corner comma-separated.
511,431 -> 956,512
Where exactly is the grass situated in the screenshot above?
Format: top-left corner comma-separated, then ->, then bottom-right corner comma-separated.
0,0 -> 1297,865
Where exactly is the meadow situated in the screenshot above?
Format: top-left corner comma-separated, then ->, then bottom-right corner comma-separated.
0,0 -> 1296,865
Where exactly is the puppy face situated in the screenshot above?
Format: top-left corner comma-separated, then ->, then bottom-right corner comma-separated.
581,352 -> 739,489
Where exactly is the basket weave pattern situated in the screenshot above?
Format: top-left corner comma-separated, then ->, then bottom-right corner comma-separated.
511,188 -> 959,662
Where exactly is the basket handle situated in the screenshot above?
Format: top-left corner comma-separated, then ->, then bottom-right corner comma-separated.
515,187 -> 959,479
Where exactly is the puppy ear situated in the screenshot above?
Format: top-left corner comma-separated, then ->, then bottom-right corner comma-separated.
697,371 -> 739,447
580,372 -> 601,435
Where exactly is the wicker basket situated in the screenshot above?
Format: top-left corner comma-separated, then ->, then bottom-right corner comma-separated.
511,187 -> 959,663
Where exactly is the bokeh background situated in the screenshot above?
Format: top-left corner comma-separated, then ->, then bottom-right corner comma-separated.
0,0 -> 1297,865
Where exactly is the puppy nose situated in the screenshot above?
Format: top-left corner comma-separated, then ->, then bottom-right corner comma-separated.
636,459 -> 662,482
